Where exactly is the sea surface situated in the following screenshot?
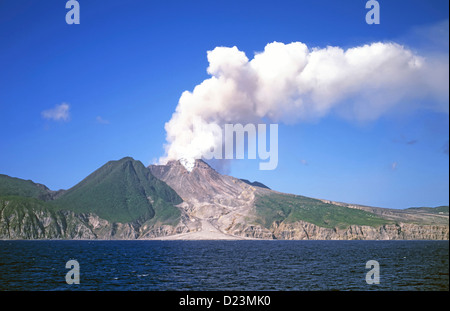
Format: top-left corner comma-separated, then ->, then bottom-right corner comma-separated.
0,240 -> 448,291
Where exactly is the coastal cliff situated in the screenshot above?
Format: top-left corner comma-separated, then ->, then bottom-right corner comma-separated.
270,221 -> 449,240
1,158 -> 448,240
2,202 -> 448,240
0,198 -> 188,239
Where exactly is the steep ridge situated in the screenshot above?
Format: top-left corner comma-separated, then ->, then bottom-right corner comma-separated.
0,174 -> 64,201
54,157 -> 182,223
149,159 -> 258,238
240,179 -> 271,190
149,160 -> 252,206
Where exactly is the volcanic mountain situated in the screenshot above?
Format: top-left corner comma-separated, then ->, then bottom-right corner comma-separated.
148,159 -> 449,240
0,157 -> 448,240
0,158 -> 186,239
54,157 -> 182,223
149,159 -> 262,239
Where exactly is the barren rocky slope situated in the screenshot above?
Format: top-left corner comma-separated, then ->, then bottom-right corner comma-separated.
149,160 -> 257,236
148,159 -> 449,240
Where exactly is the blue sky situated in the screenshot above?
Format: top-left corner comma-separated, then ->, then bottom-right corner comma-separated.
0,0 -> 448,209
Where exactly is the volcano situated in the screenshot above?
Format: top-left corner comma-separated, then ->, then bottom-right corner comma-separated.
148,159 -> 264,239
1,157 -> 448,240
148,159 -> 449,240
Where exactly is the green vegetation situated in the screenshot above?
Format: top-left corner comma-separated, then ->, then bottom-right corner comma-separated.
144,198 -> 181,227
53,157 -> 182,223
0,195 -> 50,215
407,205 -> 449,214
255,193 -> 391,229
0,174 -> 51,200
0,195 -> 77,239
0,158 -> 183,226
0,195 -> 57,233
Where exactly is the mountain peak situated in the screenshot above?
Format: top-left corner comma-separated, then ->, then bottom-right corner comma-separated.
164,158 -> 213,173
148,158 -> 244,204
118,156 -> 135,162
179,158 -> 195,172
54,157 -> 182,223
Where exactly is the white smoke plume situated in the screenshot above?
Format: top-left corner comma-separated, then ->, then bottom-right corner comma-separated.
159,40 -> 449,165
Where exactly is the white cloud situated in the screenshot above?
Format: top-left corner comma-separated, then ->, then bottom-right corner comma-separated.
96,116 -> 110,124
41,103 -> 70,122
160,40 -> 449,164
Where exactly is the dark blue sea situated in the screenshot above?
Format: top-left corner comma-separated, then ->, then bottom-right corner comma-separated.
0,240 -> 448,291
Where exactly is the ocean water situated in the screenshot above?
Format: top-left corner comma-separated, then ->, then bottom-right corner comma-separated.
0,240 -> 448,291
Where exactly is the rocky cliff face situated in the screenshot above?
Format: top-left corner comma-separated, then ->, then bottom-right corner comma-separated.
269,221 -> 449,240
2,204 -> 447,240
0,198 -> 188,239
149,159 -> 258,236
225,220 -> 449,240
149,160 -> 251,206
1,197 -> 448,240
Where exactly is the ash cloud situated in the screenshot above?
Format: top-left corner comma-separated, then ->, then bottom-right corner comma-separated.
159,40 -> 449,165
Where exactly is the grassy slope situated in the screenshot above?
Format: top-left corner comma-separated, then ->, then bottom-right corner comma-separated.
0,174 -> 51,200
0,195 -> 59,236
255,192 -> 391,229
52,157 -> 182,223
406,206 -> 449,214
0,195 -> 51,217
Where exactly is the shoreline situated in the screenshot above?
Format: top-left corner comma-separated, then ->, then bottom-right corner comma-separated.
1,237 -> 449,241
